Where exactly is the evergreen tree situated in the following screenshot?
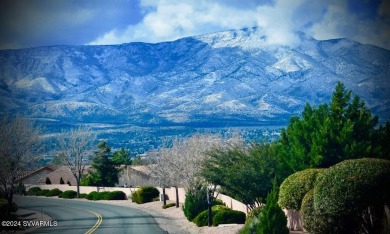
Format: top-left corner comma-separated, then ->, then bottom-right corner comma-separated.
132,156 -> 143,165
278,82 -> 385,174
257,179 -> 289,234
88,141 -> 121,187
45,177 -> 52,184
372,122 -> 390,160
112,148 -> 132,165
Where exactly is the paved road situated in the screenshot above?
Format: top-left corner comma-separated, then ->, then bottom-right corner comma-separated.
14,196 -> 166,234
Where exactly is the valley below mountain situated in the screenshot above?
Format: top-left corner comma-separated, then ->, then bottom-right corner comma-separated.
1,27 -> 389,153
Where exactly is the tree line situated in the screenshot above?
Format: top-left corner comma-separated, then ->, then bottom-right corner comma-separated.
1,82 -> 389,231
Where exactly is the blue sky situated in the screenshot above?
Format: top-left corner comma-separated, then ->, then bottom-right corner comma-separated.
0,0 -> 389,50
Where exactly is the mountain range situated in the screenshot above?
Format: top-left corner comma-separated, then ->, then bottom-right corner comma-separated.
1,27 -> 389,130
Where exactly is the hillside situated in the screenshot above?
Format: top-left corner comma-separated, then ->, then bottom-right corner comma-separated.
1,27 -> 389,128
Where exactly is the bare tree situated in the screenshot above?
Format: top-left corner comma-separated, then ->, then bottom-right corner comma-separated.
57,127 -> 96,198
150,134 -> 225,207
0,116 -> 42,217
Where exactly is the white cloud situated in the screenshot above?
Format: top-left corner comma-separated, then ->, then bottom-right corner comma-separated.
89,0 -> 257,45
308,1 -> 390,49
89,0 -> 390,50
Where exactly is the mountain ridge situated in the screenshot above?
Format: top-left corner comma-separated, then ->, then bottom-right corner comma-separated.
0,27 -> 389,128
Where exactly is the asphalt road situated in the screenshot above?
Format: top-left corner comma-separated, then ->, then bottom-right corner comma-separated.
14,196 -> 166,234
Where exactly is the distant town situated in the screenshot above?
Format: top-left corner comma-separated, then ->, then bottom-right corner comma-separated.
40,125 -> 282,165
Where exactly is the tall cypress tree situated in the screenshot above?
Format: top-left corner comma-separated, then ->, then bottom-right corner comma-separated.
88,141 -> 121,187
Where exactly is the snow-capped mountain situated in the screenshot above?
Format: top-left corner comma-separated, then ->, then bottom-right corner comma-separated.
0,27 -> 389,127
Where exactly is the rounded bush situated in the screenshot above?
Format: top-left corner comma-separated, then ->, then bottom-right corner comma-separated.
314,158 -> 390,216
27,187 -> 42,196
38,189 -> 50,196
301,190 -> 337,233
97,191 -> 111,200
106,191 -> 126,200
79,193 -> 88,199
192,209 -> 219,227
58,190 -> 77,199
45,188 -> 63,197
212,209 -> 246,226
131,186 -> 159,204
130,191 -> 140,203
86,191 -> 99,200
278,168 -> 324,210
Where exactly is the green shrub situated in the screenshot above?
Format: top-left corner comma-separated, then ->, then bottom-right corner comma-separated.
301,189 -> 339,233
213,209 -> 246,226
106,191 -> 126,200
162,202 -> 176,209
131,191 -> 140,203
313,158 -> 390,233
257,180 -> 289,234
239,206 -> 263,234
45,188 -> 63,197
314,158 -> 390,215
97,191 -> 111,200
246,206 -> 263,223
239,218 -> 260,234
58,190 -> 77,199
213,199 -> 225,206
27,187 -> 42,196
212,205 -> 230,212
183,185 -> 208,221
45,177 -> 52,184
131,186 -> 159,204
192,209 -> 219,227
278,168 -> 324,210
86,191 -> 99,200
86,191 -> 127,200
38,189 -> 50,196
80,175 -> 95,186
79,193 -> 88,199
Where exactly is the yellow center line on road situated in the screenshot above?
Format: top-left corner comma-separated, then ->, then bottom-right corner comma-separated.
84,209 -> 103,234
59,205 -> 103,234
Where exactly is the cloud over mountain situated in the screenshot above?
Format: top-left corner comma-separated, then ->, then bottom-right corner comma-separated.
0,28 -> 389,127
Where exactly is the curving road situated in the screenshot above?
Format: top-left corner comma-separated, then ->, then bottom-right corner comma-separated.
14,196 -> 166,234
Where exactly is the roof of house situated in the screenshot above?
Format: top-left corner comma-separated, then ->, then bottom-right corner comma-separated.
16,164 -> 58,183
40,165 -> 90,185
